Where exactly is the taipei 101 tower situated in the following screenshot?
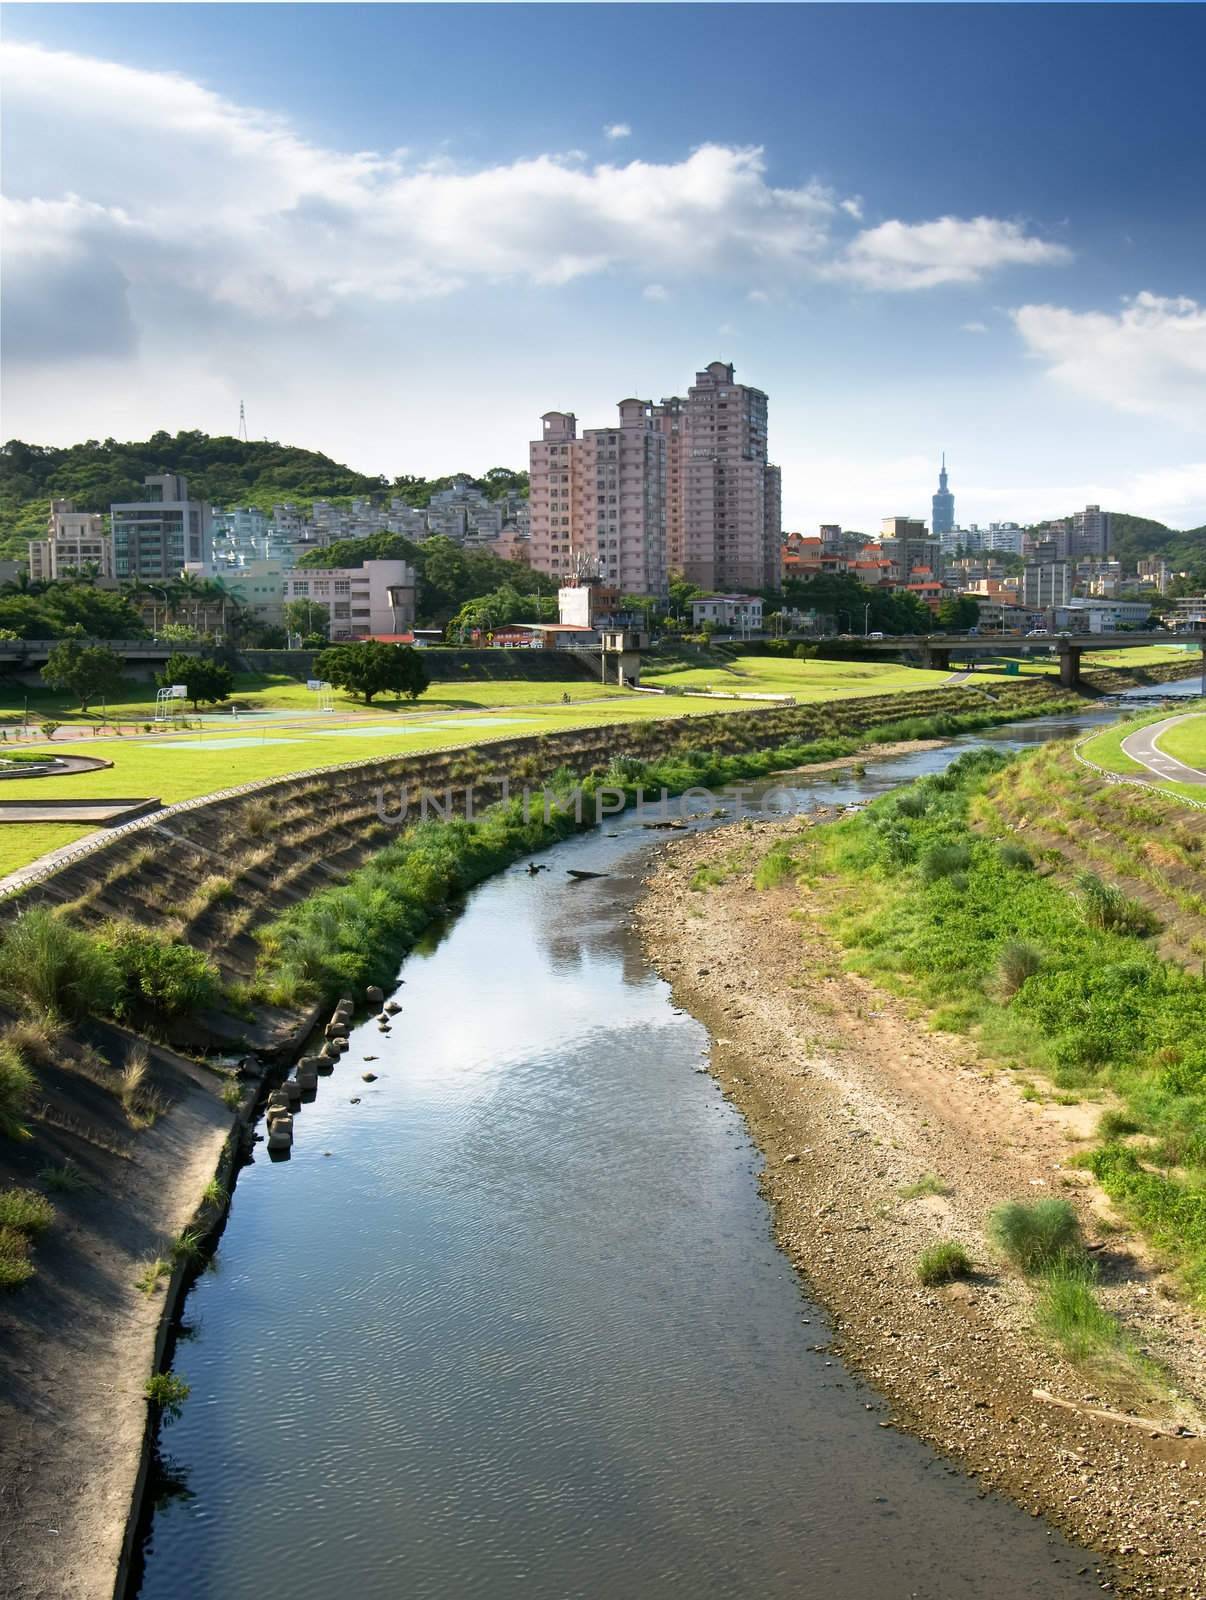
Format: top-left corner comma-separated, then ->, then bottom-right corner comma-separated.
932,453 -> 955,537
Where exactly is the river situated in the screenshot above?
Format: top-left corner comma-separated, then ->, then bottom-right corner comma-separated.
135,693 -> 1194,1599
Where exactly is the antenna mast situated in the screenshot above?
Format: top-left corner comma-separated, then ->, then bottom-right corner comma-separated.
238,401 -> 249,443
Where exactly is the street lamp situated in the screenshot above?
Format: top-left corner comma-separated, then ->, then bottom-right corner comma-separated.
863,602 -> 871,636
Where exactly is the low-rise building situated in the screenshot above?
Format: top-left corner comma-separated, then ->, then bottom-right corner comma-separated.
283,559 -> 416,640
28,500 -> 114,581
691,594 -> 764,633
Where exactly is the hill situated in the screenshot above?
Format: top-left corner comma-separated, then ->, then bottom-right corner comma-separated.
1035,509 -> 1206,574
0,433 -> 528,560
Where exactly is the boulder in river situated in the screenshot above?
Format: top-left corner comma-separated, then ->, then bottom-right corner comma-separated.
366,985 -> 384,1008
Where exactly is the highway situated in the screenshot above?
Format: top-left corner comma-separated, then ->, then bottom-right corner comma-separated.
1119,713 -> 1206,787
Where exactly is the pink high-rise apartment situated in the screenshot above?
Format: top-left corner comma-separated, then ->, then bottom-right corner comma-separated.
529,400 -> 667,597
529,361 -> 781,598
676,361 -> 782,593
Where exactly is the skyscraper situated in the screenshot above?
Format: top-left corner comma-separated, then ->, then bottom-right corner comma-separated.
932,454 -> 955,538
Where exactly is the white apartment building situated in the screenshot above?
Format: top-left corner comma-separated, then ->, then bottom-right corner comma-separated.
111,473 -> 212,581
283,559 -> 416,640
28,500 -> 113,581
530,400 -> 668,597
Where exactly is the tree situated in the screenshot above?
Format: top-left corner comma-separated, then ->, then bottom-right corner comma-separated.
316,641 -> 430,705
283,598 -> 329,640
935,596 -> 981,632
157,652 -> 233,710
40,640 -> 126,711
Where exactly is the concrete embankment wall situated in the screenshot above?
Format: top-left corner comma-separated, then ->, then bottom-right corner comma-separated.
8,679 -> 1073,994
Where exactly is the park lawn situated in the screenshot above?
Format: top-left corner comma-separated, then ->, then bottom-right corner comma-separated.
640,656 -> 976,698
1079,705 -> 1206,805
0,669 -> 630,727
1155,712 -> 1206,774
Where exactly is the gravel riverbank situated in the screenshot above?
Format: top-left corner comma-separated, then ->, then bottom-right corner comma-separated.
637,817 -> 1206,1599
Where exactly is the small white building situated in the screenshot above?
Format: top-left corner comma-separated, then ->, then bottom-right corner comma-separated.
691,594 -> 764,633
29,500 -> 114,581
284,559 -> 416,640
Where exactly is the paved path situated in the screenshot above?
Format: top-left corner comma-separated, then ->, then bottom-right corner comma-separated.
1120,713 -> 1206,786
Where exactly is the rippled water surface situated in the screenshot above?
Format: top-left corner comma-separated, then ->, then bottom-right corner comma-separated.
136,715 -> 1135,1599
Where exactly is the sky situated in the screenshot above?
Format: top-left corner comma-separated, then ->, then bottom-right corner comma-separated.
2,3 -> 1205,534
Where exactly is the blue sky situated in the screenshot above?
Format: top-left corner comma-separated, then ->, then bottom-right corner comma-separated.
2,3 -> 1204,532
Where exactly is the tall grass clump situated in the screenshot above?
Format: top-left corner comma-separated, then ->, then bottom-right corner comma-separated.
0,1040 -> 36,1141
0,1187 -> 54,1290
916,1241 -> 972,1286
754,840 -> 799,890
989,1198 -> 1082,1273
997,940 -> 1042,999
1076,872 -> 1160,937
0,1225 -> 34,1288
0,908 -> 120,1020
96,921 -> 219,1019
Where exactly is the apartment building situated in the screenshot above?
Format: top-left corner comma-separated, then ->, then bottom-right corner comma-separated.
111,474 -> 212,581
283,559 -> 416,640
529,401 -> 668,597
679,362 -> 781,592
28,500 -> 113,581
879,518 -> 942,585
1022,560 -> 1073,610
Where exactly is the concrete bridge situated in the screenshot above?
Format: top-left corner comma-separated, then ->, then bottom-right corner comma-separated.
0,639 -> 209,667
839,631 -> 1205,689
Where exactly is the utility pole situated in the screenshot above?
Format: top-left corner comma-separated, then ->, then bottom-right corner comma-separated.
238,401 -> 249,443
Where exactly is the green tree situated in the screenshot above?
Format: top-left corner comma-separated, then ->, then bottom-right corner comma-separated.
40,640 -> 126,712
283,599 -> 330,640
935,596 -> 981,632
157,652 -> 233,710
316,641 -> 430,705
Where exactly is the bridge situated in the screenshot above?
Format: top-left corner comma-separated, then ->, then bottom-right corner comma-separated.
835,631 -> 1206,689
0,639 -> 211,668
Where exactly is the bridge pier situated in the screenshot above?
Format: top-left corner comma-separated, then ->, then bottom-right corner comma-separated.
922,646 -> 951,672
1058,644 -> 1082,689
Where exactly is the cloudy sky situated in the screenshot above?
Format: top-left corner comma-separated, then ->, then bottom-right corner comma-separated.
2,3 -> 1204,532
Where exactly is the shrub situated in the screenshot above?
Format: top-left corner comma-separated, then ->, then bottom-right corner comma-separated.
918,842 -> 972,883
917,1241 -> 972,1286
997,940 -> 1042,1000
1097,1108 -> 1139,1140
0,1187 -> 53,1233
0,1041 -> 36,1140
998,843 -> 1035,871
136,1257 -> 170,1296
0,1225 -> 34,1288
1076,872 -> 1160,937
220,1080 -> 243,1110
144,1371 -> 190,1419
989,1198 -> 1082,1273
0,908 -> 121,1020
97,921 -> 219,1018
754,842 -> 798,890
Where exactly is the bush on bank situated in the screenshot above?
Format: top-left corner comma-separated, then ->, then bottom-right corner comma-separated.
804,746 -> 1206,1298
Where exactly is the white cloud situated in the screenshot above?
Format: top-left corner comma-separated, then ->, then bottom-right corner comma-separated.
747,289 -> 769,303
1013,292 -> 1206,430
603,122 -> 632,141
642,283 -> 669,301
840,216 -> 1071,290
0,37 -> 1072,370
839,196 -> 863,221
961,320 -> 989,334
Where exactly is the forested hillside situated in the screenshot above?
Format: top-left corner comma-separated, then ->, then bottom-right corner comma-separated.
0,433 -> 528,559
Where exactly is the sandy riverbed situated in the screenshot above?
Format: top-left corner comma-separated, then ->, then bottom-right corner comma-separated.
637,816 -> 1206,1599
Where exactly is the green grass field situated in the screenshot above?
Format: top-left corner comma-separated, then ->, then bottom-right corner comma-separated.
639,655 -> 970,698
1154,712 -> 1206,774
1078,703 -> 1206,804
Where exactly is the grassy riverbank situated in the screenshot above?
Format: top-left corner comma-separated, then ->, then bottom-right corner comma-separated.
251,695 -> 1081,1004
796,746 -> 1206,1301
1079,703 -> 1206,803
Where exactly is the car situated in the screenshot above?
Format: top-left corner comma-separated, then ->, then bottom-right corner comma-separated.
866,630 -> 885,640
1025,628 -> 1048,637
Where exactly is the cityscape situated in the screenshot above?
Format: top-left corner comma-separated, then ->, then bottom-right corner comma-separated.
1,8 -> 1204,1600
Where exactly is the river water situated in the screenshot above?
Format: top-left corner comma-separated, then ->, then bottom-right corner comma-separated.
136,694 -> 1194,1599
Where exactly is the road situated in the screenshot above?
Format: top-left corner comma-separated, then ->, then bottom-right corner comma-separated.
1119,713 -> 1206,787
